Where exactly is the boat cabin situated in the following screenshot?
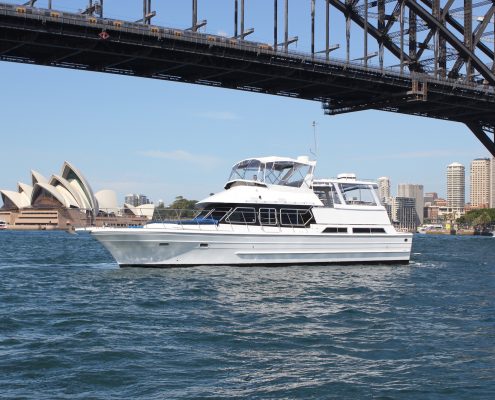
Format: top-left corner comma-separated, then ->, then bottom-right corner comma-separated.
312,175 -> 381,208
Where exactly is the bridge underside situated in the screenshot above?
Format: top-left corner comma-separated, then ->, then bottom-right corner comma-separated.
0,7 -> 494,155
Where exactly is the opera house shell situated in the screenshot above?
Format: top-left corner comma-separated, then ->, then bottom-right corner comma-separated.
0,162 -> 153,229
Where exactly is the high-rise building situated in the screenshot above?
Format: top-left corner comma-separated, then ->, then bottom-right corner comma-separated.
398,183 -> 424,225
125,194 -> 152,207
125,194 -> 139,207
470,158 -> 491,208
139,194 -> 151,206
447,162 -> 465,211
377,177 -> 391,203
395,197 -> 417,231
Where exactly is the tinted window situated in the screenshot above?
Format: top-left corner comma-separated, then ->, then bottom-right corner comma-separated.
226,207 -> 257,224
280,209 -> 312,226
259,208 -> 277,225
323,227 -> 348,233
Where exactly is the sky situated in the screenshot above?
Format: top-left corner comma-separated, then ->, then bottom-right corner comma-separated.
0,0 -> 492,205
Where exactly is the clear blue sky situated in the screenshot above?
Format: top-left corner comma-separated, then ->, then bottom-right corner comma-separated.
0,0 -> 491,205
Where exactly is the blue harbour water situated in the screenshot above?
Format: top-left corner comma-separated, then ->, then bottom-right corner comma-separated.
0,231 -> 494,399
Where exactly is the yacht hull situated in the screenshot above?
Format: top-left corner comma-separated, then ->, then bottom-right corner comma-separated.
91,226 -> 412,267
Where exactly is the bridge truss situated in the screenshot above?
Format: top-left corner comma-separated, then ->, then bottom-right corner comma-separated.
0,0 -> 494,154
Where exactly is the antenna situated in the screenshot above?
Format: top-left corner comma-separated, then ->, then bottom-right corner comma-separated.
310,121 -> 318,159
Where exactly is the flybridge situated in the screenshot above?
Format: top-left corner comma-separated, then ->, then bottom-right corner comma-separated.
227,157 -> 316,189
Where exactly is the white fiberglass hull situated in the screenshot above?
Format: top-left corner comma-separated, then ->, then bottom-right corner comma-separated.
91,225 -> 412,267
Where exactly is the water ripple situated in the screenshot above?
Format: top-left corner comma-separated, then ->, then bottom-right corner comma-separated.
0,232 -> 494,399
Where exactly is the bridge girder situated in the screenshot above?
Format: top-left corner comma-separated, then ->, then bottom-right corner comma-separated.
0,1 -> 494,155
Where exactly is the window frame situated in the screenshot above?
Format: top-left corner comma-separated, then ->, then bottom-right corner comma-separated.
225,206 -> 257,225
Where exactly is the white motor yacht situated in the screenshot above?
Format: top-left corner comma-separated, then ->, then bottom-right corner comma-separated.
91,156 -> 412,267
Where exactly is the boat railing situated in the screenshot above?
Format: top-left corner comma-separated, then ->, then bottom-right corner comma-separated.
61,207 -> 318,231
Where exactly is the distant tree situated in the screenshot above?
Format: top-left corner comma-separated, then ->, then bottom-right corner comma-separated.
473,212 -> 492,230
457,208 -> 495,227
153,196 -> 198,221
169,196 -> 197,210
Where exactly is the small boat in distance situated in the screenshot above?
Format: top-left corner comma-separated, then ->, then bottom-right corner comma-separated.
90,156 -> 413,267
0,220 -> 7,230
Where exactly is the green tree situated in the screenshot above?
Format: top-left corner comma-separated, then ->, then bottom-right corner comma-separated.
169,196 -> 197,211
154,196 -> 198,220
473,212 -> 491,229
456,208 -> 495,227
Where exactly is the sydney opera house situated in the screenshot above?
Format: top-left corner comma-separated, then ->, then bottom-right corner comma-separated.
0,161 -> 154,230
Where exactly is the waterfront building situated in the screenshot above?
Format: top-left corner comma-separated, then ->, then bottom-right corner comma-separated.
377,177 -> 391,204
470,158 -> 491,208
395,197 -> 418,231
425,205 -> 440,223
398,183 -> 424,225
0,162 -> 154,229
447,162 -> 465,211
434,198 -> 448,207
424,192 -> 438,205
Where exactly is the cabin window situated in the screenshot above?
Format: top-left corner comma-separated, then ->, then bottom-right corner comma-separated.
353,227 -> 386,234
322,227 -> 348,233
313,184 -> 341,207
339,183 -> 378,206
280,209 -> 312,227
209,207 -> 233,222
314,189 -> 331,206
259,208 -> 277,225
225,207 -> 257,224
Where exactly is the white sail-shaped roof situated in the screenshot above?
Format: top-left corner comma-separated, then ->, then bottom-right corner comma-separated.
49,175 -> 85,209
17,182 -> 33,206
124,203 -> 155,220
31,183 -> 79,209
31,170 -> 48,186
0,190 -> 29,209
61,162 -> 98,214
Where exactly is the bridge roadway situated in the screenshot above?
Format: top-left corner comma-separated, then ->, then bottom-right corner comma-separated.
0,3 -> 494,154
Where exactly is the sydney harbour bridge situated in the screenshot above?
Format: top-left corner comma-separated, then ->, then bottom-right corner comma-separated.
0,0 -> 494,155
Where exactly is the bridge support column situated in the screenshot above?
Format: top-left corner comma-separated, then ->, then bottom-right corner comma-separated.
311,0 -> 315,56
464,0 -> 473,80
193,0 -> 197,31
235,0 -> 238,37
466,123 -> 495,157
241,0 -> 245,38
364,0 -> 368,67
274,0 -> 277,48
326,0 -> 330,60
284,0 -> 288,52
378,0 -> 385,69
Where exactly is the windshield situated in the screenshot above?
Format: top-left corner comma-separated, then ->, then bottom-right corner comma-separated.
228,159 -> 313,188
339,183 -> 379,206
228,159 -> 262,181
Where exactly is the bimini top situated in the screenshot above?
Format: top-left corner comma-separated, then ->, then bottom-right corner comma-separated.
226,156 -> 316,189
